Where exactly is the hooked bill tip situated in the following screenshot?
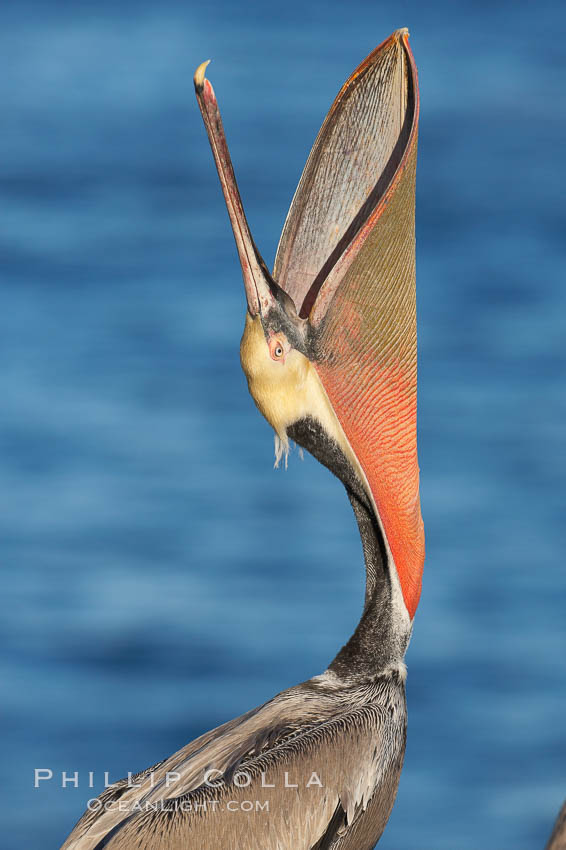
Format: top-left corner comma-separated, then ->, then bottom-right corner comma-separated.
194,59 -> 211,92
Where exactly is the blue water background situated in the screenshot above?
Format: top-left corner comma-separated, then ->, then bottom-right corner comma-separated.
2,1 -> 565,847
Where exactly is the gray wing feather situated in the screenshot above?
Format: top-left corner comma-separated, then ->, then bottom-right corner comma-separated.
62,674 -> 405,850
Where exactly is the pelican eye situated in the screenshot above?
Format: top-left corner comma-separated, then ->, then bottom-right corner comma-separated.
269,337 -> 286,361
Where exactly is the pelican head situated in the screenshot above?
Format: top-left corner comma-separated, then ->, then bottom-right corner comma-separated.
194,33 -> 424,645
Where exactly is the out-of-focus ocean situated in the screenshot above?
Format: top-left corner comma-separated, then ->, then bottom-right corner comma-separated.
2,1 -> 565,847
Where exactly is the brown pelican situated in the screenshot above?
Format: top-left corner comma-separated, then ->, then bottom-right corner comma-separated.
62,29 -> 424,849
547,802 -> 566,850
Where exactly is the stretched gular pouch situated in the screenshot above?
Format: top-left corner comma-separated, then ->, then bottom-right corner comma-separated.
195,30 -> 424,621
275,30 -> 424,618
